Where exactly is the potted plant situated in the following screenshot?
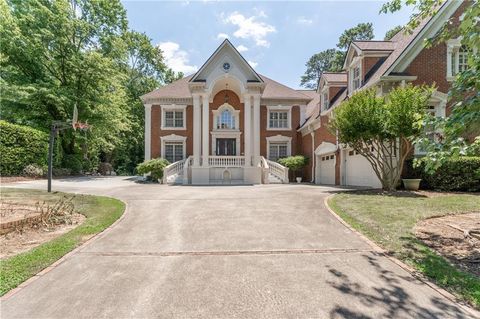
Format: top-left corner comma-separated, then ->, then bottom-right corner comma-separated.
401,159 -> 422,191
278,155 -> 309,183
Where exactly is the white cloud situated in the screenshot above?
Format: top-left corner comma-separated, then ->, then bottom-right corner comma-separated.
247,60 -> 258,68
223,11 -> 276,47
158,41 -> 198,74
237,45 -> 248,52
297,17 -> 313,25
217,33 -> 229,40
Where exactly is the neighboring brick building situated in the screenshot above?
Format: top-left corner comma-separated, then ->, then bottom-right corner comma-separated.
142,0 -> 465,186
298,0 -> 466,187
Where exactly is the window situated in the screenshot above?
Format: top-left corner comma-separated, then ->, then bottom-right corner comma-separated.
269,111 -> 289,129
448,42 -> 470,78
164,142 -> 184,163
269,142 -> 288,161
164,111 -> 183,128
322,92 -> 329,110
217,109 -> 235,129
351,66 -> 361,91
161,105 -> 186,130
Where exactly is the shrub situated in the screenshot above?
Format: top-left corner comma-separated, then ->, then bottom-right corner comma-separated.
0,121 -> 48,175
61,154 -> 83,175
22,164 -> 45,178
403,157 -> 480,192
52,168 -> 72,177
278,156 -> 309,179
136,158 -> 170,181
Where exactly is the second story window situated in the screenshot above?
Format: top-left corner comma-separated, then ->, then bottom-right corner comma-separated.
322,92 -> 329,110
165,111 -> 183,128
447,39 -> 470,80
217,109 -> 235,129
161,105 -> 187,130
352,66 -> 361,91
269,111 -> 289,129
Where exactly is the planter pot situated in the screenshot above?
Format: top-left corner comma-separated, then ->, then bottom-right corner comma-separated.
296,177 -> 302,183
403,178 -> 421,191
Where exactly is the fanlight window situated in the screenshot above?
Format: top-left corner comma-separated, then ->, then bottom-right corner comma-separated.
217,109 -> 235,129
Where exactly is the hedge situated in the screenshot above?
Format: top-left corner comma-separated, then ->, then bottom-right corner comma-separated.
403,157 -> 480,192
0,121 -> 48,175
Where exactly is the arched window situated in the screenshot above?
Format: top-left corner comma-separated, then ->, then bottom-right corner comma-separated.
217,109 -> 235,129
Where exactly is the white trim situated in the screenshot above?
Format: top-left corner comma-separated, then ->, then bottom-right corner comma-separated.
160,104 -> 187,130
388,0 -> 463,74
314,142 -> 337,156
266,135 -> 292,160
160,134 -> 187,161
212,103 -> 240,131
144,104 -> 152,161
348,60 -> 362,95
266,105 -> 293,130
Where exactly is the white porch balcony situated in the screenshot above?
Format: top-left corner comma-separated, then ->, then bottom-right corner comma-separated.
163,155 -> 289,185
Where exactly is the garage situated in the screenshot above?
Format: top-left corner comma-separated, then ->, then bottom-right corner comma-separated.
343,149 -> 382,188
314,142 -> 337,185
317,153 -> 336,184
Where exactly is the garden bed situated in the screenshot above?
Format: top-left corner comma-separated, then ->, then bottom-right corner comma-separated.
415,213 -> 480,277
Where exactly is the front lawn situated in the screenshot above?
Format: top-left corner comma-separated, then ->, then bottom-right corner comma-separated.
0,188 -> 125,296
328,191 -> 480,308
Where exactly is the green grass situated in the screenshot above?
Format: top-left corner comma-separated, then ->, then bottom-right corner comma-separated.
0,188 -> 125,296
329,192 -> 480,309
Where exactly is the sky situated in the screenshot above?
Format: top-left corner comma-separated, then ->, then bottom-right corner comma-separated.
122,0 -> 414,89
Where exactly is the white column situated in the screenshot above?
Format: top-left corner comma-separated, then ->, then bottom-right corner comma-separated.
311,132 -> 315,183
244,94 -> 252,166
144,104 -> 152,161
202,94 -> 209,166
193,95 -> 201,166
446,46 -> 453,78
253,94 -> 261,164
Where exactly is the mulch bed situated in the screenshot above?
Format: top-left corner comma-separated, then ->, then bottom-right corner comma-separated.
415,212 -> 480,277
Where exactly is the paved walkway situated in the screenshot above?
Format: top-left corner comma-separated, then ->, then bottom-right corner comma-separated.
1,177 -> 478,318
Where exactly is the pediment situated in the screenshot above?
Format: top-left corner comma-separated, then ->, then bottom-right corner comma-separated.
190,39 -> 263,86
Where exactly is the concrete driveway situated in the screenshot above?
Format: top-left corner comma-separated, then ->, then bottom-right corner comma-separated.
1,177 -> 478,318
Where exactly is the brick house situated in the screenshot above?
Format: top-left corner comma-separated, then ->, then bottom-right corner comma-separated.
141,0 -> 466,186
299,0 -> 467,187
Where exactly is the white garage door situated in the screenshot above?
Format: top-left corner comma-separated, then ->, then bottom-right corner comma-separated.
344,150 -> 382,188
316,153 -> 336,185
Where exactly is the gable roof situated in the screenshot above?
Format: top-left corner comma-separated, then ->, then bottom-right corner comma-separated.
352,40 -> 396,51
363,0 -> 461,88
190,39 -> 263,83
141,74 -> 311,102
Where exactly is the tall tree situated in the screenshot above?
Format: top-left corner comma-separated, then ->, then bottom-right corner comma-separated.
300,49 -> 343,89
384,25 -> 402,40
381,0 -> 480,172
300,23 -> 374,89
337,22 -> 375,50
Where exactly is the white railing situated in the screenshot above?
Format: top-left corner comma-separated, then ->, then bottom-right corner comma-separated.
163,158 -> 186,184
260,156 -> 270,184
266,159 -> 289,183
182,156 -> 193,184
208,156 -> 245,167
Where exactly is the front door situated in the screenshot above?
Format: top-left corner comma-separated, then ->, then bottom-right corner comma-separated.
216,138 -> 236,156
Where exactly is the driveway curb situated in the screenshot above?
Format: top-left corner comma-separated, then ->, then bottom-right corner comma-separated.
1,198 -> 128,301
324,194 -> 480,318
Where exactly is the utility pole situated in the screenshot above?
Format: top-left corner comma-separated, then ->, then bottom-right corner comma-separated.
47,124 -> 56,192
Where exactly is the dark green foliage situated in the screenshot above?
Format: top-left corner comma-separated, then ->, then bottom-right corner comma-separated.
0,120 -> 48,175
404,157 -> 480,191
61,154 -> 83,175
278,156 -> 309,178
136,158 -> 170,181
384,25 -> 403,40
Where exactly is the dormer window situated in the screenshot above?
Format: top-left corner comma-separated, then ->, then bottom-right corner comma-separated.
352,66 -> 361,91
322,91 -> 329,110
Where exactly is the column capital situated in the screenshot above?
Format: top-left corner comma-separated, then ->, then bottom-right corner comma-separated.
144,103 -> 152,109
